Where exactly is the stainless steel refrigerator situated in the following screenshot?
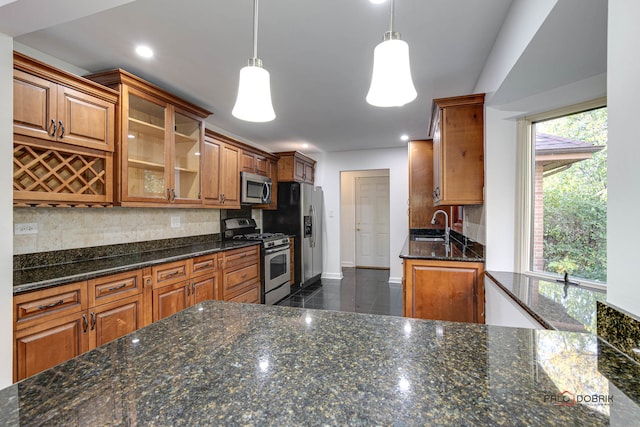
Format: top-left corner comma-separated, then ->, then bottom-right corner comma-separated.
263,182 -> 323,288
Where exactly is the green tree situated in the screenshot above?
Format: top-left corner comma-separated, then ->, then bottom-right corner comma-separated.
536,108 -> 607,283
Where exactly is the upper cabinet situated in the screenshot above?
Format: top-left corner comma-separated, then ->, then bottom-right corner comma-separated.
276,151 -> 315,184
430,93 -> 485,206
241,150 -> 268,176
202,130 -> 241,209
13,52 -> 118,207
86,69 -> 211,207
409,140 -> 453,229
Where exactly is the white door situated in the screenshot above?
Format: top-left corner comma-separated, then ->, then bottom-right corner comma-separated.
355,176 -> 390,268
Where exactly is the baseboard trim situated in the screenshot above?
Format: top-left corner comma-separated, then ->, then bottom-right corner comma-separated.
341,261 -> 355,268
322,272 -> 343,280
388,276 -> 402,285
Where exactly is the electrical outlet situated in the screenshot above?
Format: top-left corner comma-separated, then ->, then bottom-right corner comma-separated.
171,216 -> 181,228
15,223 -> 38,235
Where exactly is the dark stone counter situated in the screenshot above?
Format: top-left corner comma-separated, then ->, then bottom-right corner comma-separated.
1,301 -> 638,426
399,230 -> 485,262
13,239 -> 259,295
486,271 -> 606,333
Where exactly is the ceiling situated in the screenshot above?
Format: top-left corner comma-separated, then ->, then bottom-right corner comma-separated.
1,0 -> 605,154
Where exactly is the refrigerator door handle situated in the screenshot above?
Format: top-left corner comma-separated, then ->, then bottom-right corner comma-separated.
311,205 -> 317,248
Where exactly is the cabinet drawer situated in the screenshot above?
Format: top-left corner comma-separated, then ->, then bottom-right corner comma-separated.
224,264 -> 259,289
88,269 -> 143,306
152,260 -> 189,288
14,281 -> 87,329
222,245 -> 259,270
227,284 -> 260,304
191,253 -> 217,277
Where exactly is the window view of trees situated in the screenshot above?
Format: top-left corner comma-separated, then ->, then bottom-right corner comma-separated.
533,107 -> 607,283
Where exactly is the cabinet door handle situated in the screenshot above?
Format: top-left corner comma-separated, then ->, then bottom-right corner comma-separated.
38,299 -> 64,310
58,120 -> 65,138
171,188 -> 176,201
167,188 -> 172,201
49,119 -> 57,137
90,312 -> 96,331
82,314 -> 89,333
107,283 -> 128,292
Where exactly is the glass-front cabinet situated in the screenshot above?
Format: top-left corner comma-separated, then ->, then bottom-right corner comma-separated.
86,69 -> 211,207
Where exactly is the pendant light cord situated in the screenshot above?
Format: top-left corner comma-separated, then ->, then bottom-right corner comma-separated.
389,0 -> 395,32
253,0 -> 259,59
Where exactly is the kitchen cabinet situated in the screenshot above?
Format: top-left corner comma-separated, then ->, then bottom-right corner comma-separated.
13,269 -> 145,381
151,253 -> 218,321
202,130 -> 241,208
429,93 -> 485,206
241,150 -> 268,176
408,139 -> 455,230
220,245 -> 260,303
13,52 -> 118,207
86,69 -> 211,207
276,151 -> 315,184
403,259 -> 484,323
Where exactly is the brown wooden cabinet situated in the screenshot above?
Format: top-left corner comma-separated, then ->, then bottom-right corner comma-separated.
202,130 -> 241,208
409,140 -> 456,230
86,69 -> 211,207
151,253 -> 219,321
429,93 -> 485,206
13,269 -> 146,382
220,245 -> 260,303
403,259 -> 484,323
276,151 -> 315,184
13,52 -> 117,207
241,150 -> 268,176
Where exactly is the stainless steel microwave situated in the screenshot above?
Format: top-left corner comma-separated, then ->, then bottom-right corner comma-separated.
241,171 -> 272,204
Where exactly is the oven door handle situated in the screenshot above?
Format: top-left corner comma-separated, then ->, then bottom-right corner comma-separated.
264,245 -> 290,255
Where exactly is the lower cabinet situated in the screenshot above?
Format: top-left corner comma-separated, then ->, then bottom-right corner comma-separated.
151,254 -> 218,322
13,246 -> 256,382
13,269 -> 145,382
220,245 -> 261,302
403,259 -> 485,323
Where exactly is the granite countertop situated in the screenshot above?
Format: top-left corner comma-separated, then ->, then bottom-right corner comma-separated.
13,240 -> 259,295
399,230 -> 485,262
1,301 -> 638,426
486,271 -> 606,333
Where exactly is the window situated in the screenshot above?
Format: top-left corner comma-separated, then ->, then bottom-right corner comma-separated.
516,100 -> 607,285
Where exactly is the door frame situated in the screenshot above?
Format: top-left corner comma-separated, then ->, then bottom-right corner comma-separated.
339,169 -> 390,269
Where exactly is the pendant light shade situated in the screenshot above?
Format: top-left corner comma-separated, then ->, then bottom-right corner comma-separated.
233,58 -> 275,122
366,0 -> 417,107
232,0 -> 275,122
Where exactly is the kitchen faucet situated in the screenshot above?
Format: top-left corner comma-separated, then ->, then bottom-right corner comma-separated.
431,209 -> 450,244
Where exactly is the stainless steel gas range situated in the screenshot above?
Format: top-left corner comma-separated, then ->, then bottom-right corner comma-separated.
222,218 -> 290,305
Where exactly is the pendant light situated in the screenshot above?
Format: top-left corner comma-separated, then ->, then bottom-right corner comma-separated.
232,0 -> 276,122
366,0 -> 417,107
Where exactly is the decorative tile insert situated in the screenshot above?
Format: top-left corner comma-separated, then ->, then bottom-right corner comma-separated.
597,301 -> 640,364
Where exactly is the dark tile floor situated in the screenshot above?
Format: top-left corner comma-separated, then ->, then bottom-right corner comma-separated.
276,267 -> 402,316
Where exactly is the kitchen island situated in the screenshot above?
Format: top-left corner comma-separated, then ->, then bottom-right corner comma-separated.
1,301 -> 639,426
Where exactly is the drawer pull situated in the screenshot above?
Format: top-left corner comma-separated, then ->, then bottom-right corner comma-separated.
162,270 -> 182,279
107,283 -> 128,292
241,274 -> 248,279
38,299 -> 64,310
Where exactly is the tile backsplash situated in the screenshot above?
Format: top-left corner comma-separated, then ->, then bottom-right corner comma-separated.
13,207 -> 222,255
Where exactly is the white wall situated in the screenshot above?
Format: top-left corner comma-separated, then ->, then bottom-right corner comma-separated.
1,32 -> 14,387
483,107 -> 518,271
606,0 -> 640,316
340,169 -> 389,268
315,147 -> 408,284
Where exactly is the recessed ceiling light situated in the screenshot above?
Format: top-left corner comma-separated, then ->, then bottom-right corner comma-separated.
302,143 -> 309,149
135,45 -> 154,58
370,0 -> 386,4
400,134 -> 410,141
